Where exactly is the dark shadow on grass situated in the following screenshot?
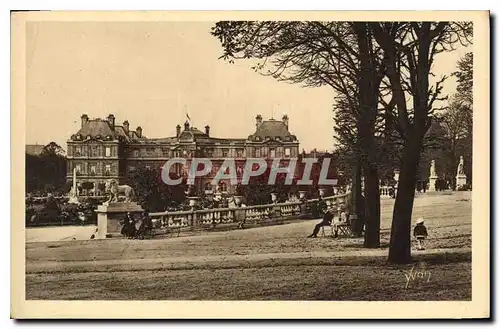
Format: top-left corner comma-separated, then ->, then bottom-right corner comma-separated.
411,251 -> 471,265
342,242 -> 390,249
427,234 -> 471,241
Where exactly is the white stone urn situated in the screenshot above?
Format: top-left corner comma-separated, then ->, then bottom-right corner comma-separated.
188,197 -> 199,208
298,191 -> 306,200
271,193 -> 277,203
234,195 -> 243,206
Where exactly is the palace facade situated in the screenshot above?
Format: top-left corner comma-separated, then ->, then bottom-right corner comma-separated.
66,113 -> 300,195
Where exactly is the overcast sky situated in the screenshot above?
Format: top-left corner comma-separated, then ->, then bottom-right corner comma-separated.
26,21 -> 470,152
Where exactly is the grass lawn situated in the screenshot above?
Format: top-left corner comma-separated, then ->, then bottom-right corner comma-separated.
25,191 -> 472,300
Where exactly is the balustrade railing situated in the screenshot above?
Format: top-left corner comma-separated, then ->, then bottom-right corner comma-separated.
380,185 -> 396,198
148,193 -> 350,233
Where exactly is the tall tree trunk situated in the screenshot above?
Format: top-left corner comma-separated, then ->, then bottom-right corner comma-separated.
350,154 -> 364,237
388,136 -> 423,263
354,22 -> 381,247
364,163 -> 380,247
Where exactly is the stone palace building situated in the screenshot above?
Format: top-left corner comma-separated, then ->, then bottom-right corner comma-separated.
66,113 -> 300,195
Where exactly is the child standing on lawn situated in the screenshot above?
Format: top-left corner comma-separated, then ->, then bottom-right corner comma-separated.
413,217 -> 428,250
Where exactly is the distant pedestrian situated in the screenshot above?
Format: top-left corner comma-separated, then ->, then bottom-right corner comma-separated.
413,217 -> 428,250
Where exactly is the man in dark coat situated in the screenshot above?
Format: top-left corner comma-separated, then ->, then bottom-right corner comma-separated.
307,205 -> 336,238
121,212 -> 136,239
136,210 -> 153,239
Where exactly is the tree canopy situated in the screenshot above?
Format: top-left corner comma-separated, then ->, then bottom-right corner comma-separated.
211,21 -> 473,263
26,142 -> 67,194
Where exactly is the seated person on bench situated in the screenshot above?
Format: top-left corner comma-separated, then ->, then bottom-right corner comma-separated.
332,205 -> 350,238
307,205 -> 335,238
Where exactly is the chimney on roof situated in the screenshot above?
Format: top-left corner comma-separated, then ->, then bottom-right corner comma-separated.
107,114 -> 115,130
184,120 -> 190,131
205,125 -> 210,136
81,114 -> 89,128
123,120 -> 129,133
256,114 -> 263,128
176,124 -> 181,137
282,114 -> 289,129
136,126 -> 142,138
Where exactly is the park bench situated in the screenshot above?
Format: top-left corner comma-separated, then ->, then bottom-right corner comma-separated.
320,215 -> 353,238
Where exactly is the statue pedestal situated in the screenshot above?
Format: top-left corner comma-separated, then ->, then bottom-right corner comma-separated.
428,175 -> 438,192
455,174 -> 467,190
95,202 -> 144,239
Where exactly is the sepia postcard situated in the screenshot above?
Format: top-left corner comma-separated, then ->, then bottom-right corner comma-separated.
11,10 -> 490,319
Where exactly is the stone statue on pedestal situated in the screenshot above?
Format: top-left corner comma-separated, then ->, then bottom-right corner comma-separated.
68,168 -> 80,204
455,155 -> 467,190
96,181 -> 143,239
430,160 -> 436,178
457,156 -> 465,176
104,181 -> 136,205
428,160 -> 437,192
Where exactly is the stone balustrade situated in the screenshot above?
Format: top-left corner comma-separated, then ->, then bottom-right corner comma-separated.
380,185 -> 396,198
148,193 -> 350,233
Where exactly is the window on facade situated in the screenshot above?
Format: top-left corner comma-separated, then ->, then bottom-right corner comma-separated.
75,164 -> 81,174
255,148 -> 261,157
105,147 -> 111,157
90,165 -> 96,175
75,146 -> 81,156
285,148 -> 291,157
163,149 -> 170,157
270,149 -> 276,158
222,149 -> 229,157
206,149 -> 213,157
219,182 -> 227,192
236,149 -> 243,157
105,164 -> 111,175
205,183 -> 212,191
133,149 -> 139,157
